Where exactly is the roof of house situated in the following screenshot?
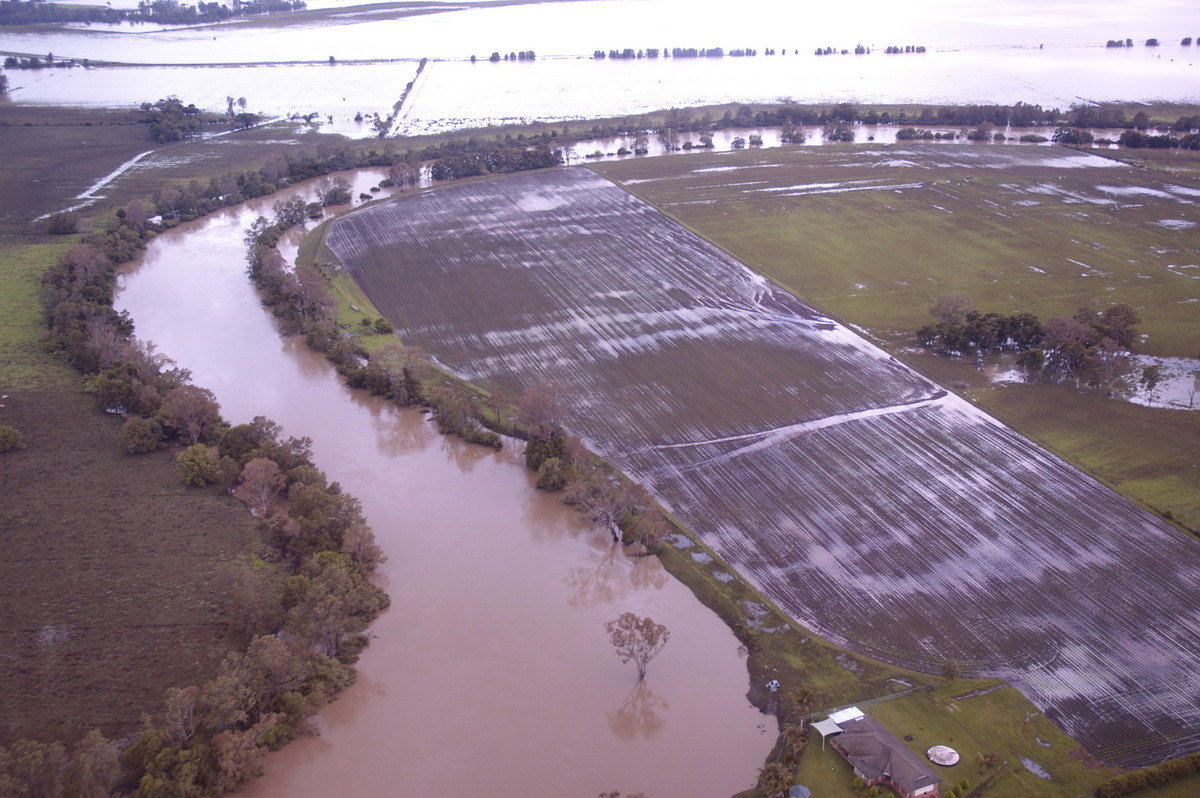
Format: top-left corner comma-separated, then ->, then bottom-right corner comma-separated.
829,705 -> 865,724
834,715 -> 941,794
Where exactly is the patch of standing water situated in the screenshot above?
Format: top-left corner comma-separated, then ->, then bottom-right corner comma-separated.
1021,757 -> 1053,780
987,356 -> 1200,410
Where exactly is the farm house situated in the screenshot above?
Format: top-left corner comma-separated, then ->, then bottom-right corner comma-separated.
828,713 -> 941,798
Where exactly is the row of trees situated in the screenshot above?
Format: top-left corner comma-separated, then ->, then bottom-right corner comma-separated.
1104,37 -> 1196,47
485,50 -> 536,62
512,381 -> 673,553
1093,751 -> 1200,797
918,296 -> 1151,397
30,183 -> 387,795
3,53 -> 82,69
593,47 -> 795,59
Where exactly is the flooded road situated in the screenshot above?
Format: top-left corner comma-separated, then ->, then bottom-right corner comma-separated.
114,177 -> 775,797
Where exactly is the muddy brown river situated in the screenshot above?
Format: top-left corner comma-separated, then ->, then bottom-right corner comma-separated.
114,175 -> 775,797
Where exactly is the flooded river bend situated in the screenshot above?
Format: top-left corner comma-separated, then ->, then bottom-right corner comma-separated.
114,175 -> 775,796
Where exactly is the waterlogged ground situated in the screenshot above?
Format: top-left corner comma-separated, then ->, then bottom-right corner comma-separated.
3,0 -> 1199,134
326,164 -> 1200,766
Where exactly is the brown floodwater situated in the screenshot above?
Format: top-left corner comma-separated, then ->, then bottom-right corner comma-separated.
114,176 -> 775,797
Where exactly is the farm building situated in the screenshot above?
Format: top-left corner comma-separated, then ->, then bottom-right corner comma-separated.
827,713 -> 941,798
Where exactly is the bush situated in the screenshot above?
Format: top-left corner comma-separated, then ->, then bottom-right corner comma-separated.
40,212 -> 80,235
464,426 -> 502,449
177,443 -> 218,486
118,416 -> 164,453
336,633 -> 369,664
536,456 -> 569,491
0,425 -> 26,451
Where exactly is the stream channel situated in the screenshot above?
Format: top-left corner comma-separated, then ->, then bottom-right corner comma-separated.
113,170 -> 776,796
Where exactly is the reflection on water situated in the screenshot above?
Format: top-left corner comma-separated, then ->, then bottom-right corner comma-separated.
114,175 -> 774,797
608,681 -> 669,740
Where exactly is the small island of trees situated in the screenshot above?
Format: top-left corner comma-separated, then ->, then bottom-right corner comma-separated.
918,296 -> 1153,398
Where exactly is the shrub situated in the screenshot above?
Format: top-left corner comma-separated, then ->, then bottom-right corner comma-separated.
0,424 -> 26,451
177,443 -> 218,486
118,416 -> 164,453
464,426 -> 502,449
536,457 -> 569,491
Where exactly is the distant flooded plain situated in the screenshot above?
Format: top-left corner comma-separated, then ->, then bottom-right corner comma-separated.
3,0 -> 1198,135
113,173 -> 774,797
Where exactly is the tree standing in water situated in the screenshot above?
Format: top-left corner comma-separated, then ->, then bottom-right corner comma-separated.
605,612 -> 669,679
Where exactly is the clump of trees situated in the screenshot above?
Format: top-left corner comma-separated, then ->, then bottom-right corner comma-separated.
918,295 -> 1147,396
140,96 -> 263,142
510,380 -> 673,553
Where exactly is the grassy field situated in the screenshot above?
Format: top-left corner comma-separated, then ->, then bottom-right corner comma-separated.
792,682 -> 1115,798
0,388 -> 260,745
594,144 -> 1199,358
0,240 -> 260,745
324,164 -> 1200,767
0,108 -> 286,747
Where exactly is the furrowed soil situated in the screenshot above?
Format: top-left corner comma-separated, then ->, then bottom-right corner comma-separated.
590,145 -> 1200,528
326,163 -> 1200,767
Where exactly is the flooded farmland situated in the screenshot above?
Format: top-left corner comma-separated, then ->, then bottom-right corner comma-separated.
114,178 -> 775,798
325,160 -> 1200,767
3,0 -> 1199,134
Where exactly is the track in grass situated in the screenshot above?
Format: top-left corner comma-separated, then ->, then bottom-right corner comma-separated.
327,164 -> 1200,767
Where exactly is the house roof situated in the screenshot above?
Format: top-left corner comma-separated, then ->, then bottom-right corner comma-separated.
829,705 -> 865,724
834,715 -> 941,793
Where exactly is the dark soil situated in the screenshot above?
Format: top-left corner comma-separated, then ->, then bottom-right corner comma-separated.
0,388 -> 259,745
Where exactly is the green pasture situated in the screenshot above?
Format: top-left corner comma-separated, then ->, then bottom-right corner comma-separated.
0,238 -> 78,391
792,682 -> 1116,797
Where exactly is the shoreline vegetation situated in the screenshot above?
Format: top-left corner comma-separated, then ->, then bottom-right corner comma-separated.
1,97 -> 1198,796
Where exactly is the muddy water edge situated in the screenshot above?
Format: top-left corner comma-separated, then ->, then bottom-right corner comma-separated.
113,173 -> 775,797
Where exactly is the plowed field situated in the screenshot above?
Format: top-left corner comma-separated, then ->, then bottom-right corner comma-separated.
326,165 -> 1200,767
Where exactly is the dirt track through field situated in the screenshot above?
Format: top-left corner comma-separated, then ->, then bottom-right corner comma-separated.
327,166 -> 1200,767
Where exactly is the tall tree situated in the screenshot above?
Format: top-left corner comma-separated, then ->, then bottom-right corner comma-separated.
930,294 -> 975,326
517,379 -> 569,440
240,457 -> 285,516
160,384 -> 222,444
605,612 -> 670,679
